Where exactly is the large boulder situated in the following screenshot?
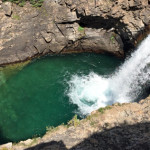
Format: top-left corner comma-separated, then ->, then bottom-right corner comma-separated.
2,2 -> 12,16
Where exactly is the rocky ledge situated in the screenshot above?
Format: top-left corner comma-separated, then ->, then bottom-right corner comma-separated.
0,0 -> 150,65
1,96 -> 150,150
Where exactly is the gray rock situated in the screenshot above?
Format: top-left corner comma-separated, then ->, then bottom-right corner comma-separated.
0,0 -> 149,65
2,2 -> 12,16
34,38 -> 48,54
41,31 -> 52,43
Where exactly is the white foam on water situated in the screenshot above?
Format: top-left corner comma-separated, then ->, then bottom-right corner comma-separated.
67,35 -> 150,116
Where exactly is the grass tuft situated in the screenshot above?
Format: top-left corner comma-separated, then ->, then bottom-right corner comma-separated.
67,115 -> 80,127
12,14 -> 20,20
46,126 -> 59,133
78,26 -> 84,32
98,105 -> 112,114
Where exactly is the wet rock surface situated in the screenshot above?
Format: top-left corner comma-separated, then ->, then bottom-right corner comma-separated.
0,0 -> 150,65
3,96 -> 149,150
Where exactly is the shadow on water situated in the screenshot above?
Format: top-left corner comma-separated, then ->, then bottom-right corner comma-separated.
0,128 -> 10,145
25,122 -> 150,150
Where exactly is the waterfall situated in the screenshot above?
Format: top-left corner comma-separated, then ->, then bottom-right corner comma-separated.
67,35 -> 150,115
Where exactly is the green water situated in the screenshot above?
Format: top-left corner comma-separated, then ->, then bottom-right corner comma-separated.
0,53 -> 121,144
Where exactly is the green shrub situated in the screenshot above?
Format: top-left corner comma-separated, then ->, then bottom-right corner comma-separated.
98,105 -> 112,114
12,14 -> 20,20
2,0 -> 44,7
86,115 -> 91,121
18,1 -> 25,7
78,26 -> 84,32
46,126 -> 58,133
110,35 -> 115,43
90,120 -> 97,127
67,115 -> 80,127
98,107 -> 105,114
30,0 -> 44,7
110,33 -> 117,44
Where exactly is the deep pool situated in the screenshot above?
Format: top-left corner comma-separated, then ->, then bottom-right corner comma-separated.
0,53 -> 122,144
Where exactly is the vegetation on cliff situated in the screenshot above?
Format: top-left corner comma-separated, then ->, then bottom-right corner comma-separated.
2,0 -> 44,7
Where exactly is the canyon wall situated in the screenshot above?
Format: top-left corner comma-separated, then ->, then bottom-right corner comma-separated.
0,0 -> 150,65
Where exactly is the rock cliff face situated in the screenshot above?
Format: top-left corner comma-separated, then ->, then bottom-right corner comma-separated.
1,96 -> 150,150
0,0 -> 150,65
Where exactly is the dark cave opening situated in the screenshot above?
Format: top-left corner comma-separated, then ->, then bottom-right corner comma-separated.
77,14 -> 135,53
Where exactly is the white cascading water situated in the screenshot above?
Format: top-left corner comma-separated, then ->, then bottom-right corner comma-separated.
67,35 -> 150,116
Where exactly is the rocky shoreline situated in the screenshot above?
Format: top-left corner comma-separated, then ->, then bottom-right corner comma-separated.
0,0 -> 150,149
0,0 -> 150,66
0,96 -> 150,150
